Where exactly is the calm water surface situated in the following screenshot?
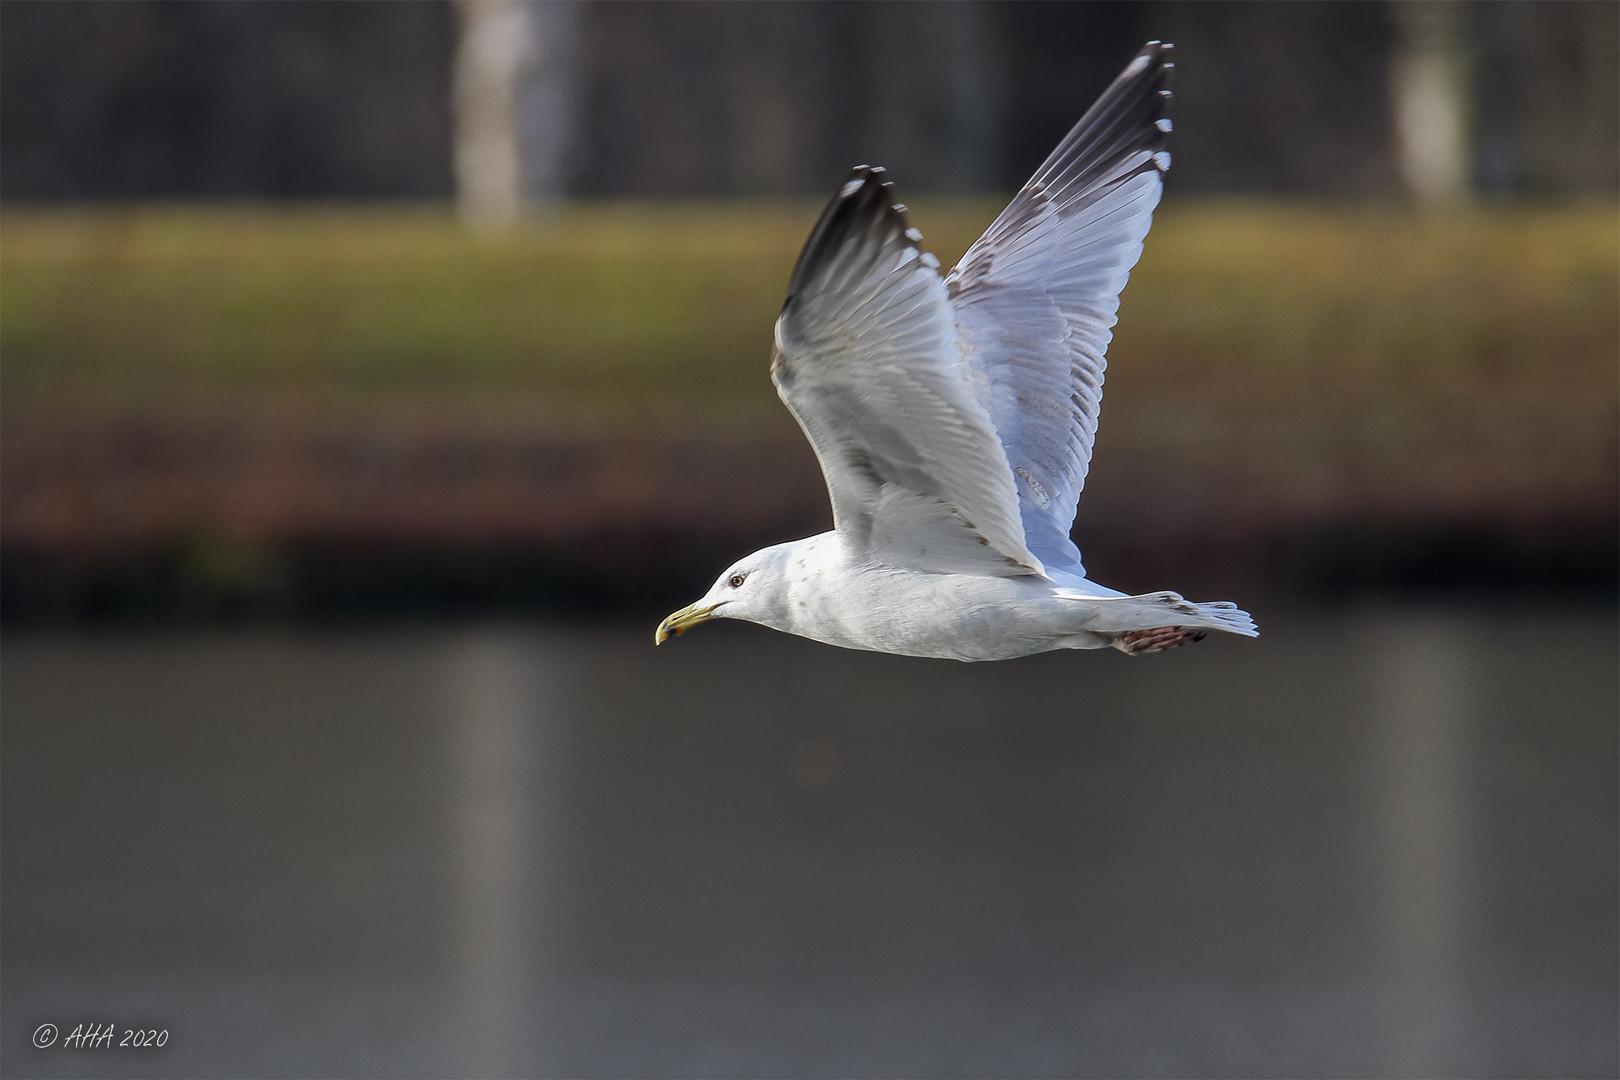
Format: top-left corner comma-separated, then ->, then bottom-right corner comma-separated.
2,606 -> 1615,1078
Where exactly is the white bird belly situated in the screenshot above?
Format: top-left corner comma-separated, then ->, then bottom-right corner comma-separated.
783,555 -> 1089,661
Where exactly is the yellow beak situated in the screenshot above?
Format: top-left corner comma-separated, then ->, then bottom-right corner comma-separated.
655,602 -> 720,645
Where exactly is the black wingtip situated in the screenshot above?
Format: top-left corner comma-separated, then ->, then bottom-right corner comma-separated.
1119,40 -> 1175,107
1021,39 -> 1175,194
785,165 -> 918,306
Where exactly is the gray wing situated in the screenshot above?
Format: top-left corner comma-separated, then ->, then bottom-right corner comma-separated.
947,41 -> 1174,579
772,167 -> 1043,577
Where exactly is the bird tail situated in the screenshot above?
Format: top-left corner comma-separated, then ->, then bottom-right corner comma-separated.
1055,590 -> 1259,638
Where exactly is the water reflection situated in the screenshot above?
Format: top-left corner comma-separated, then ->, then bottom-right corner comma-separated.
1370,617 -> 1472,1076
2,607 -> 1614,1077
447,632 -> 541,1076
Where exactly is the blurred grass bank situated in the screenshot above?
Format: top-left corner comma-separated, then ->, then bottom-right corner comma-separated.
2,202 -> 1615,620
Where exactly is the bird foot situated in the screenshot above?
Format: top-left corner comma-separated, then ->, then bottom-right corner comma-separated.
1111,625 -> 1206,655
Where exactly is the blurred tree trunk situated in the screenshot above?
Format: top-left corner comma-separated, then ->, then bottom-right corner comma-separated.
453,0 -> 578,227
1389,0 -> 1472,204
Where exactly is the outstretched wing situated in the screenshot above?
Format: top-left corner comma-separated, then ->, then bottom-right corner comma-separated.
947,41 -> 1174,579
772,167 -> 1043,577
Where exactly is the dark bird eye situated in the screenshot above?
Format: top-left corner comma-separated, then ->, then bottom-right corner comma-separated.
729,574 -> 746,588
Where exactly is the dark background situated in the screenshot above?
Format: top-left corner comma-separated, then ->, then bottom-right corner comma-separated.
3,0 -> 1615,202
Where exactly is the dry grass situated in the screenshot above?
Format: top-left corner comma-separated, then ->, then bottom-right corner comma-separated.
4,201 -> 1614,421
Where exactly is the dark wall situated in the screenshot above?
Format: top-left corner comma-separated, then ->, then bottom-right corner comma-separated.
0,0 -> 456,199
1,0 -> 1613,201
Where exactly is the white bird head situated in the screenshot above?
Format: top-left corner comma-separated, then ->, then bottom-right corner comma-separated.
655,541 -> 799,644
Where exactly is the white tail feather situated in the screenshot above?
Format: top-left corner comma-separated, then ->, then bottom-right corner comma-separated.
1056,589 -> 1259,637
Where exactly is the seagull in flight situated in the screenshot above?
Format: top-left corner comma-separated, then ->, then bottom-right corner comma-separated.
658,42 -> 1256,661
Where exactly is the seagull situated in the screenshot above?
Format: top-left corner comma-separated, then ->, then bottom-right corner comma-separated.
657,42 -> 1256,661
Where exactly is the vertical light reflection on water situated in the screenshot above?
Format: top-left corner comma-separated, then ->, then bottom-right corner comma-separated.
1369,614 -> 1474,1077
446,630 -> 543,1077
